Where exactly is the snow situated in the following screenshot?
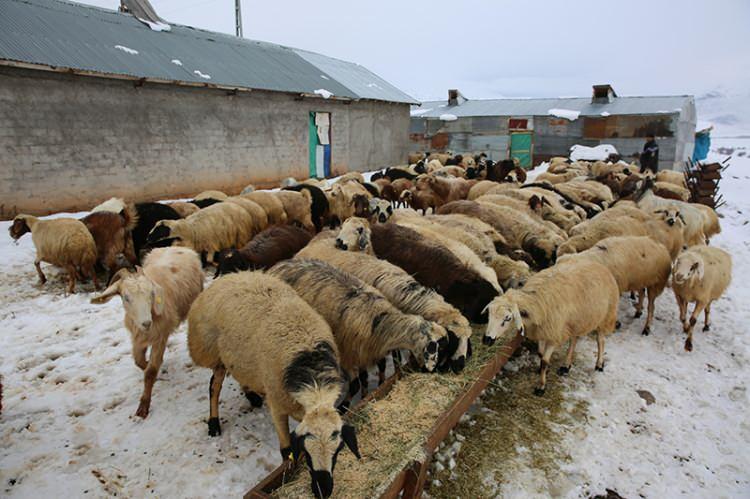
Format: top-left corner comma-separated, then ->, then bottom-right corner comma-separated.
570,143 -> 618,161
1,144 -> 749,497
366,83 -> 381,89
600,111 -> 611,117
320,75 -> 330,80
140,19 -> 171,32
170,59 -> 183,66
439,113 -> 458,121
314,89 -> 333,99
548,108 -> 581,121
696,120 -> 714,133
193,70 -> 211,80
410,108 -> 432,117
114,45 -> 138,55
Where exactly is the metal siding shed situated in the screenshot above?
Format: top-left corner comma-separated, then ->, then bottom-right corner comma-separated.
0,0 -> 416,104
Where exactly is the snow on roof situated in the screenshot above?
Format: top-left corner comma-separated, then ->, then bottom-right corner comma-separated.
440,113 -> 458,121
548,108 -> 581,121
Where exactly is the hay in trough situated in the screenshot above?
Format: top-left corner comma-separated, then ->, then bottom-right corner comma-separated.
272,327 -> 516,499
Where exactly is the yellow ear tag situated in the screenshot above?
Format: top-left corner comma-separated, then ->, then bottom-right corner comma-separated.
288,452 -> 294,462
156,296 -> 163,305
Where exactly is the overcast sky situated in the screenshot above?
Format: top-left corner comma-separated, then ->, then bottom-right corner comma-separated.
81,0 -> 749,102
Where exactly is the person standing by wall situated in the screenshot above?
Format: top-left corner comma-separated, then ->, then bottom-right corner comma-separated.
641,134 -> 660,174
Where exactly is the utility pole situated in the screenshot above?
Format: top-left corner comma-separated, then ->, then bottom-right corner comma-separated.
235,0 -> 243,38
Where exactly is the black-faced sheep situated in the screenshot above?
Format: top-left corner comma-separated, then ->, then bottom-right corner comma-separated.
268,259 -> 449,405
91,247 -> 203,417
214,224 -> 312,276
672,246 -> 732,352
9,215 -> 98,293
368,198 -> 393,223
187,272 -> 360,499
484,259 -> 619,394
131,202 -> 182,259
297,231 -> 472,373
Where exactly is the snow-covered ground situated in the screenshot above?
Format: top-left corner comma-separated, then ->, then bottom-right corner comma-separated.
1,145 -> 749,498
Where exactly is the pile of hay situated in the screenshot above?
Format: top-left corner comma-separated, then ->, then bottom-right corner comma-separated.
272,328 -> 516,498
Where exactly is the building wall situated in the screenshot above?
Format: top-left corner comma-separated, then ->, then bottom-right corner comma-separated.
0,67 -> 410,218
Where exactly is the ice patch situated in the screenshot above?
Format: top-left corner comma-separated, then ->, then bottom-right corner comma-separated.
320,74 -> 330,80
366,83 -> 381,89
548,108 -> 581,121
410,108 -> 432,117
600,111 -> 611,117
114,45 -> 138,55
193,70 -> 211,80
140,19 -> 171,32
440,113 -> 458,121
314,89 -> 333,99
171,59 -> 183,66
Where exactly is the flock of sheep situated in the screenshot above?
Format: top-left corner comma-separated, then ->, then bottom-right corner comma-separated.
7,151 -> 732,498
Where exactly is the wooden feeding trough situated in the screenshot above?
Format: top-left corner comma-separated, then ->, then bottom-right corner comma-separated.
684,157 -> 730,209
245,331 -> 523,499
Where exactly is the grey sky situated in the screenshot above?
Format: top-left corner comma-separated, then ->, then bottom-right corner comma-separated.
81,0 -> 749,102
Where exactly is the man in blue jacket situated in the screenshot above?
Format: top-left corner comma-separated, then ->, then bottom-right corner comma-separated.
641,134 -> 659,174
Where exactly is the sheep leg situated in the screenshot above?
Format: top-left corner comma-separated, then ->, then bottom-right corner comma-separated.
595,332 -> 606,371
703,303 -> 712,332
685,302 -> 707,352
377,357 -> 387,385
676,294 -> 688,325
558,337 -> 577,376
633,289 -> 645,318
133,343 -> 148,370
338,375 -> 360,414
358,369 -> 369,397
66,264 -> 77,294
34,259 -> 47,285
269,403 -> 292,461
136,338 -> 166,419
534,344 -> 556,396
83,264 -> 100,291
641,287 -> 656,336
207,366 -> 226,436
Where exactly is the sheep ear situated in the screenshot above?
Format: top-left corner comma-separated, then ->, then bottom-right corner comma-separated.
91,280 -> 121,304
692,261 -> 705,281
678,213 -> 686,225
152,283 -> 165,315
481,303 -> 490,316
541,197 -> 552,207
341,424 -> 361,459
528,195 -> 541,211
290,431 -> 305,462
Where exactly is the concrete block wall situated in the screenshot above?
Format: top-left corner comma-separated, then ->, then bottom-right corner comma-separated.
0,67 -> 410,218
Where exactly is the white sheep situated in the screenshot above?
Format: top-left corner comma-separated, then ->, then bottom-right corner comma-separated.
91,247 -> 203,417
9,215 -> 98,293
672,246 -> 732,352
484,258 -> 619,394
187,272 -> 360,498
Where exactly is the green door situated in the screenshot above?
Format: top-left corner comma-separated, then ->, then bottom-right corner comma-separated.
510,132 -> 533,168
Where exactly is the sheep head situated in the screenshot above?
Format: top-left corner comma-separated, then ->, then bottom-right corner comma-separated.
334,217 -> 371,252
483,294 -> 525,346
146,220 -> 180,246
652,206 -> 684,228
672,252 -> 704,285
8,215 -> 32,240
291,406 -> 360,499
90,267 -> 165,333
369,198 -> 393,224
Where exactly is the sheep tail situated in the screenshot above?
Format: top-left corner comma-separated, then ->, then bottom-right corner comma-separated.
122,203 -> 139,233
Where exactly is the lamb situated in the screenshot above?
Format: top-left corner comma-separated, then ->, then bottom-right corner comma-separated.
366,222 -> 500,322
400,188 -> 437,214
82,209 -> 137,281
352,194 -> 371,219
484,259 -> 619,394
214,224 -> 313,276
225,196 -> 270,233
559,236 -> 672,336
284,184 -> 330,232
390,178 -> 414,204
166,201 -> 200,218
369,198 -> 393,223
274,190 -> 315,232
268,259 -> 448,404
297,232 -> 472,373
241,190 -> 288,226
187,272 -> 359,499
91,247 -> 203,417
671,246 -> 732,352
373,178 -> 399,206
438,200 -> 564,268
9,215 -> 99,293
146,202 -> 254,263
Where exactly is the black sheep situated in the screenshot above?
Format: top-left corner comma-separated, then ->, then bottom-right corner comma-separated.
132,202 -> 181,259
283,184 -> 329,232
384,167 -> 417,182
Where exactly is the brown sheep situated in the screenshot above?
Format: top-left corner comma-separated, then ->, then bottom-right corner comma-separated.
214,224 -> 313,276
82,210 -> 137,281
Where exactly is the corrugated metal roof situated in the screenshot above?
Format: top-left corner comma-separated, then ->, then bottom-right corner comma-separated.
413,95 -> 692,118
0,0 -> 417,104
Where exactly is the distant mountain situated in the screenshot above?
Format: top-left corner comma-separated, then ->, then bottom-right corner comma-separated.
695,88 -> 750,137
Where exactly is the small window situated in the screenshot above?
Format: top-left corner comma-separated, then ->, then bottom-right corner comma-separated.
509,118 -> 528,130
